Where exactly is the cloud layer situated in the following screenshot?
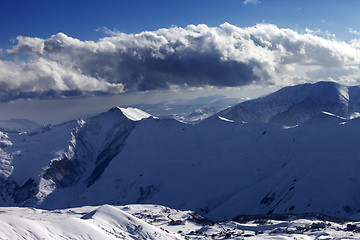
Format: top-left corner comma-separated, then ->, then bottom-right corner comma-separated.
2,23 -> 360,101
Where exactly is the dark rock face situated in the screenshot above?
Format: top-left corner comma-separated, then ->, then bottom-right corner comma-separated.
43,156 -> 82,188
86,125 -> 134,187
13,178 -> 37,205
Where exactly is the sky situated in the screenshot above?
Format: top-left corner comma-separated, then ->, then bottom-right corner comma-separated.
1,0 -> 360,123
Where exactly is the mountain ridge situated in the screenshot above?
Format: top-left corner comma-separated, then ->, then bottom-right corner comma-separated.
1,82 -> 360,222
217,81 -> 360,125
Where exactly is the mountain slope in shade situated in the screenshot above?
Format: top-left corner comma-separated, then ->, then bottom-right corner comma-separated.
217,81 -> 360,125
0,119 -> 41,133
0,107 -> 152,207
59,113 -> 360,221
1,84 -> 360,222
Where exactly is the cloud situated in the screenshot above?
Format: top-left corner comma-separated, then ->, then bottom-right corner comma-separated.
243,0 -> 260,5
0,57 -> 124,102
349,28 -> 360,36
2,23 -> 360,102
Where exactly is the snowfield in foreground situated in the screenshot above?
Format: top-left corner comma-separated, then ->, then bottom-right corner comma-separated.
0,204 -> 360,240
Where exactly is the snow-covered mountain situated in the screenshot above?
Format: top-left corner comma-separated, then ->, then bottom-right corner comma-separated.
0,119 -> 40,133
217,81 -> 360,125
2,82 -> 360,225
1,203 -> 360,240
0,204 -> 181,239
131,94 -> 243,123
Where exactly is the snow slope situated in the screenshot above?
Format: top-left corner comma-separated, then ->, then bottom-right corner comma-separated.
217,81 -> 360,125
0,119 -> 40,133
117,107 -> 153,121
0,204 -> 181,240
0,107 -> 152,207
1,204 -> 360,240
1,84 -> 360,224
63,113 -> 360,221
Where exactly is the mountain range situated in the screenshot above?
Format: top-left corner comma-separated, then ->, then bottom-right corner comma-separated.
1,81 -> 360,223
218,81 -> 360,125
130,94 -> 243,123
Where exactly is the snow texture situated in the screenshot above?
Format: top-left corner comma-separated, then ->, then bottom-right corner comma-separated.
1,81 -> 360,230
218,81 -> 360,126
0,204 -> 360,239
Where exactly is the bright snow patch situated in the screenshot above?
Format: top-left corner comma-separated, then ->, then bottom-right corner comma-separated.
348,112 -> 360,119
117,107 -> 153,121
218,116 -> 234,122
321,111 -> 346,119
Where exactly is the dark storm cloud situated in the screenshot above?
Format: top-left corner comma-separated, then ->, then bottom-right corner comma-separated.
1,23 -> 360,101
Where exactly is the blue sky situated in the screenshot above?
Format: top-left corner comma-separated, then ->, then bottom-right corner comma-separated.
2,0 -> 359,48
1,0 -> 360,123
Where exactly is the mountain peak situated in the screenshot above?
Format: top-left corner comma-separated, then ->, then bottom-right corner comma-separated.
217,81 -> 356,126
106,107 -> 153,121
116,107 -> 153,121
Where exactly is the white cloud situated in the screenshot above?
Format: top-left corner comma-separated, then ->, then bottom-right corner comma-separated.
304,28 -> 336,39
2,23 -> 360,102
243,0 -> 260,5
349,28 -> 360,36
351,39 -> 360,49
